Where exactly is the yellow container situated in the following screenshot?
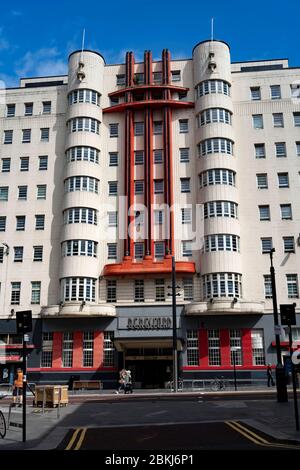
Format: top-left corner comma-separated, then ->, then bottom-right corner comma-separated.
34,385 -> 68,407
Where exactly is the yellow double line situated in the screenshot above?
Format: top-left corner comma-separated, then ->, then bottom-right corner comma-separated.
226,420 -> 300,450
65,427 -> 87,450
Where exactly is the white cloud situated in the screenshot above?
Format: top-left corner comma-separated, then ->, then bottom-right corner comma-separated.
16,48 -> 67,77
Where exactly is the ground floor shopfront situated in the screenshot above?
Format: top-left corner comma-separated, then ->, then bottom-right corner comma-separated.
0,307 -> 299,389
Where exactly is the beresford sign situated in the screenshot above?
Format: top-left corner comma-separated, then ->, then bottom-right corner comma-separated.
127,317 -> 172,330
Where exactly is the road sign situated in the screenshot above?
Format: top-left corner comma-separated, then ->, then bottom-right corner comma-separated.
280,304 -> 296,326
16,310 -> 32,334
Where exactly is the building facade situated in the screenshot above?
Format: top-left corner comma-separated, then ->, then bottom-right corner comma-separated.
0,39 -> 300,388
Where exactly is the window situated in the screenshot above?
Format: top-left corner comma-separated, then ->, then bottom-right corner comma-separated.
199,138 -> 233,156
204,234 -> 240,253
37,185 -> 47,200
69,117 -> 100,134
106,280 -> 117,303
204,201 -> 238,219
83,332 -> 94,367
134,73 -> 144,85
199,169 -> 235,187
153,121 -> 162,135
41,332 -> 53,368
63,240 -> 97,257
230,329 -> 242,366
154,149 -> 163,164
181,208 -> 192,224
0,247 -> 3,263
39,155 -> 48,170
275,142 -> 286,157
24,103 -> 33,116
22,129 -> 31,143
62,332 -> 73,368
195,80 -> 230,98
264,275 -> 272,299
182,240 -> 192,257
154,179 -> 164,194
65,176 -> 99,194
291,83 -> 300,100
31,281 -> 41,304
109,152 -> 118,166
134,180 -> 144,195
297,142 -> 300,156
66,147 -> 99,164
4,130 -> 13,144
153,71 -> 162,83
208,329 -> 221,366
16,216 -> 25,231
42,101 -> 51,114
103,332 -> 115,366
280,204 -> 292,220
33,246 -> 43,261
273,113 -> 284,127
108,211 -> 118,227
154,210 -> 163,225
293,112 -> 300,127
270,85 -> 281,99
171,70 -> 181,82
134,280 -> 144,302
199,108 -> 232,126
64,208 -> 97,225
110,96 -> 119,106
253,114 -> 263,129
180,178 -> 190,193
186,330 -> 199,366
183,278 -> 194,301
278,173 -> 289,188
202,273 -> 242,298
0,216 -> 6,232
154,242 -> 165,259
255,144 -> 265,159
250,87 -> 261,101
68,90 -> 100,106
251,330 -> 265,365
256,173 -> 268,189
0,187 -> 8,201
109,123 -> 119,138
134,242 -> 144,260
62,277 -> 96,302
261,238 -> 272,254
283,237 -> 295,253
40,128 -> 49,142
108,181 -> 118,196
11,282 -> 21,305
259,205 -> 270,221
287,274 -> 299,298
179,119 -> 188,133
35,214 -> 45,230
14,246 -> 23,262
134,151 -> 144,165
180,148 -> 189,162
1,158 -> 11,172
155,279 -> 165,301
20,157 -> 29,171
6,104 -> 16,117
116,74 -> 125,86
107,243 -> 117,259
18,186 -> 27,200
134,122 -> 144,136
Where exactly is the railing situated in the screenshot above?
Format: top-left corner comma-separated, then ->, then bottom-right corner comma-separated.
166,378 -> 299,392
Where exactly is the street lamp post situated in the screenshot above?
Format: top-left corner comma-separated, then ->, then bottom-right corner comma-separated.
269,248 -> 288,403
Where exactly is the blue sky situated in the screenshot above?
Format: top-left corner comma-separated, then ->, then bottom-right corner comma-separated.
0,0 -> 299,87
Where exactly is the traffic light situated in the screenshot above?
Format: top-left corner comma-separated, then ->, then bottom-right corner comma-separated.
16,310 -> 32,334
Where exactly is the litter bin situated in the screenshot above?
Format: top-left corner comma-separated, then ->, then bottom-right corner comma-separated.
68,375 -> 80,390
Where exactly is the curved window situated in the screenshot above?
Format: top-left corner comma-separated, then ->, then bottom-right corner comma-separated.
63,207 -> 97,225
195,80 -> 231,99
198,108 -> 232,126
64,176 -> 99,194
68,117 -> 100,134
62,240 -> 97,257
62,277 -> 96,302
202,273 -> 242,299
198,138 -> 233,156
204,234 -> 240,252
199,169 -> 236,187
68,89 -> 100,106
204,201 -> 238,219
66,147 -> 99,164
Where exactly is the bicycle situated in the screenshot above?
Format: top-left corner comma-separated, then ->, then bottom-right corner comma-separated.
210,376 -> 226,391
0,410 -> 6,439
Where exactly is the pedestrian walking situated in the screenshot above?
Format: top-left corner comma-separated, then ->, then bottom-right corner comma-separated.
12,368 -> 23,406
267,364 -> 275,387
115,368 -> 126,394
124,369 -> 133,394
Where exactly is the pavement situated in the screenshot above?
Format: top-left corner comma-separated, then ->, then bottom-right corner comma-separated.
0,389 -> 299,450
